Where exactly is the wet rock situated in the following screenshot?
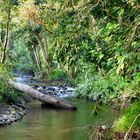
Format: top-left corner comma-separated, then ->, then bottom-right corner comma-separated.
0,117 -> 4,121
0,104 -> 26,127
47,87 -> 56,92
37,86 -> 43,91
66,87 -> 74,92
42,86 -> 46,89
35,85 -> 74,98
33,85 -> 39,89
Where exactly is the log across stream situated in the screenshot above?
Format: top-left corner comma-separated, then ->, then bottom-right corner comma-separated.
10,80 -> 77,110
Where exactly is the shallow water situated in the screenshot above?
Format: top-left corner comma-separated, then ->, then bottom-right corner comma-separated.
0,98 -> 118,140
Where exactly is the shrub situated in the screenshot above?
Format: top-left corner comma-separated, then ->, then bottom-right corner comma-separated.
1,90 -> 21,104
75,67 -> 129,103
0,64 -> 11,99
0,64 -> 22,104
47,68 -> 72,82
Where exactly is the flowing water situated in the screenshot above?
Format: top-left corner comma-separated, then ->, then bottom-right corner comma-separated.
0,98 -> 119,140
0,76 -> 119,140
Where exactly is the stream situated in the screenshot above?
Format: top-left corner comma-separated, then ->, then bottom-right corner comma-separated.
0,75 -> 119,140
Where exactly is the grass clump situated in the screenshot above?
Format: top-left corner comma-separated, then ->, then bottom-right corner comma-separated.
115,101 -> 140,132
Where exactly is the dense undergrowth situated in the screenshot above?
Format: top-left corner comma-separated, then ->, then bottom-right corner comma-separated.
0,65 -> 11,100
75,66 -> 140,104
0,65 -> 25,105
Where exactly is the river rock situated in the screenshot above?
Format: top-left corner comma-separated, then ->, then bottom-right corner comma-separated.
0,105 -> 26,127
35,85 -> 74,98
33,85 -> 39,89
37,86 -> 43,91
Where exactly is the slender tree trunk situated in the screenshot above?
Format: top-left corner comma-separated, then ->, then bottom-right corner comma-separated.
1,7 -> 11,63
0,23 -> 3,60
35,33 -> 50,75
32,45 -> 43,78
43,33 -> 51,73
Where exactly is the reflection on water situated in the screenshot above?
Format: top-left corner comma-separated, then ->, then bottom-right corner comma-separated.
0,99 -> 118,140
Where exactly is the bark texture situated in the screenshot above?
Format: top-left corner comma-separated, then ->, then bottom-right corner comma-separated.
1,8 -> 11,63
35,33 -> 50,74
32,45 -> 43,78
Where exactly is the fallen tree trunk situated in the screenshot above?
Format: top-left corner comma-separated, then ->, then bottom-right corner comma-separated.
10,81 -> 77,110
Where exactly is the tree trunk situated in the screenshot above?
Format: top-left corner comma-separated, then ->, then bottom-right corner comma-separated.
35,33 -> 50,75
32,45 -> 43,78
1,7 -> 11,63
10,81 -> 77,110
0,23 -> 3,60
43,33 -> 51,73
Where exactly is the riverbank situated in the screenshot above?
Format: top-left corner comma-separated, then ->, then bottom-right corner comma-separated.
0,76 -> 75,127
0,103 -> 26,127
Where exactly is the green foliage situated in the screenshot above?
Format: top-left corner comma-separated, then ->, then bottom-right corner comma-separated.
47,68 -> 71,82
50,0 -> 140,77
115,101 -> 140,132
0,64 -> 11,93
1,90 -> 21,104
0,64 -> 12,101
0,65 -> 24,104
10,30 -> 37,75
75,64 -> 140,105
75,66 -> 128,103
14,63 -> 34,75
